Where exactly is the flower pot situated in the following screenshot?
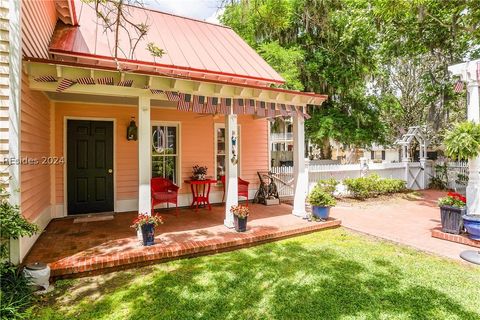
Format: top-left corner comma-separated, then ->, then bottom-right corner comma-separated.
140,223 -> 155,246
440,206 -> 466,234
234,215 -> 247,232
312,206 -> 331,220
462,215 -> 480,240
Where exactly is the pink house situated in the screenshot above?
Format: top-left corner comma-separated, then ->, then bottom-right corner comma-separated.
4,0 -> 326,263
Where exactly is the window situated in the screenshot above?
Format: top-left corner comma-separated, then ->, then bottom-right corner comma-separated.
371,150 -> 385,161
215,124 -> 240,181
152,124 -> 179,183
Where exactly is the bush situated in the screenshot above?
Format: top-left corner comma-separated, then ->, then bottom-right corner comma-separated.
315,178 -> 339,195
377,178 -> 406,194
344,174 -> 406,199
0,263 -> 35,320
307,186 -> 337,207
0,186 -> 38,320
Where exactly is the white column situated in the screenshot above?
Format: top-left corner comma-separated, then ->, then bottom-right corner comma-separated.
292,113 -> 307,217
466,80 -> 480,215
449,60 -> 480,215
138,96 -> 152,214
7,0 -> 22,265
224,108 -> 238,228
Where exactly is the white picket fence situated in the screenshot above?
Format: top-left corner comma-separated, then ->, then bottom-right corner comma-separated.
271,161 -> 434,197
445,161 -> 469,191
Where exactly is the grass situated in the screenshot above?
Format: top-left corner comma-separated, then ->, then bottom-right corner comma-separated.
32,228 -> 480,320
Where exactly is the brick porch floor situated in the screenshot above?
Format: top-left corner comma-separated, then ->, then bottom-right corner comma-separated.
24,203 -> 341,278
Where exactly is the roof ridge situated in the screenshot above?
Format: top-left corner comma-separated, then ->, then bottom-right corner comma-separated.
124,2 -> 231,30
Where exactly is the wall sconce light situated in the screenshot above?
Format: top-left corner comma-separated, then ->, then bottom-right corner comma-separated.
127,116 -> 137,141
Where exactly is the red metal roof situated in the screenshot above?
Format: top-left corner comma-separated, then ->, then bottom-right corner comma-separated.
49,0 -> 285,86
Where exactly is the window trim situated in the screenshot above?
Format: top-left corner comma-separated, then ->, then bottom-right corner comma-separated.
214,122 -> 241,183
151,121 -> 181,186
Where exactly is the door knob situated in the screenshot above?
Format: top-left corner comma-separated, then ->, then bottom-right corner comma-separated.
108,169 -> 113,174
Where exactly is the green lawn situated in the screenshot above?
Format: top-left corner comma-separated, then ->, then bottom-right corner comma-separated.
32,228 -> 480,320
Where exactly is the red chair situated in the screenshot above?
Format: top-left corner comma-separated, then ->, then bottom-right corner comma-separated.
151,177 -> 179,215
221,176 -> 250,206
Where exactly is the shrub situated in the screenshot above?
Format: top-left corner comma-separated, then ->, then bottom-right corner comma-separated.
0,263 -> 35,320
377,178 -> 406,194
0,186 -> 39,320
315,178 -> 339,195
344,174 -> 406,199
308,186 -> 337,207
343,174 -> 380,199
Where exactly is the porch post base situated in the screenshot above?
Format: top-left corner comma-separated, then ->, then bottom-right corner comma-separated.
292,209 -> 307,219
224,216 -> 235,229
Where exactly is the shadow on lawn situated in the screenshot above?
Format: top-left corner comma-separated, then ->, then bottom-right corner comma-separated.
40,239 -> 479,320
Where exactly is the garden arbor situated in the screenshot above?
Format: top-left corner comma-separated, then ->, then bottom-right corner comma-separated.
396,126 -> 429,189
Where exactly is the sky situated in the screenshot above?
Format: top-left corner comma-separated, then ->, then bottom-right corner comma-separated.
145,0 -> 224,24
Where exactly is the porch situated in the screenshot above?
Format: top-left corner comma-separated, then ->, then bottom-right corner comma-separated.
23,204 -> 341,278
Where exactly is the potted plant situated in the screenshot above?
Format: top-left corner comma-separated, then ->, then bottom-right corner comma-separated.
230,205 -> 250,232
438,192 -> 466,234
192,165 -> 208,180
131,213 -> 164,246
444,121 -> 480,161
307,186 -> 337,221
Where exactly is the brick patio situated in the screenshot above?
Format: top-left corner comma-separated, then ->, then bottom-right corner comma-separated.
331,190 -> 477,261
24,203 -> 341,278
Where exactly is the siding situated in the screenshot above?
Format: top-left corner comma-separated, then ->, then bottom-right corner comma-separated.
21,0 -> 57,59
0,3 -> 10,183
54,102 -> 269,205
20,72 -> 51,220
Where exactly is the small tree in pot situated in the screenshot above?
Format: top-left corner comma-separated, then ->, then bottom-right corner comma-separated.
230,205 -> 250,232
307,186 -> 337,221
131,213 -> 164,246
438,192 -> 466,234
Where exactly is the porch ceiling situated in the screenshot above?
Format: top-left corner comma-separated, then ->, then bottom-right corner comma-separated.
25,60 -> 327,107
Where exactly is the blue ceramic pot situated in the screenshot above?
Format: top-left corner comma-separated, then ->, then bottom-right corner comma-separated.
312,206 -> 331,220
141,223 -> 155,246
462,215 -> 480,240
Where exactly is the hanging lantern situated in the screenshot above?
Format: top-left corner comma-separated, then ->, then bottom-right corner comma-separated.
127,116 -> 137,141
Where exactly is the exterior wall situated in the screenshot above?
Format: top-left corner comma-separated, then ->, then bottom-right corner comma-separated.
53,102 -> 269,214
16,72 -> 53,262
20,72 -> 51,221
54,102 -> 138,213
21,0 -> 57,59
363,149 -> 400,163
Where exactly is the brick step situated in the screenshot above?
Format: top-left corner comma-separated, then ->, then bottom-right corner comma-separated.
48,219 -> 342,279
431,227 -> 480,248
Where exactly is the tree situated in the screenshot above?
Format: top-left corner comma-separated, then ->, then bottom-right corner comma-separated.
220,0 -> 480,155
221,0 -> 386,157
372,0 -> 479,145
